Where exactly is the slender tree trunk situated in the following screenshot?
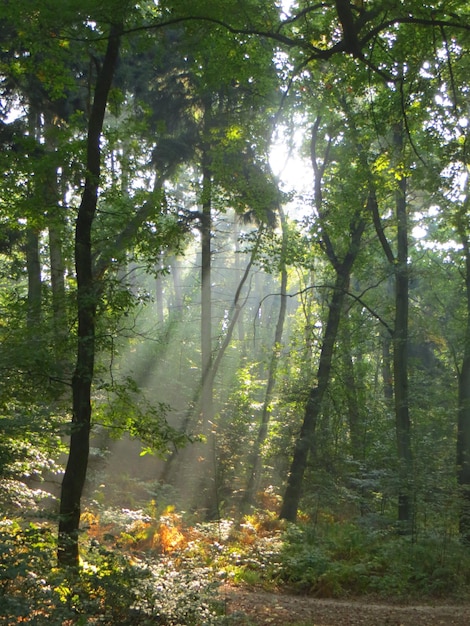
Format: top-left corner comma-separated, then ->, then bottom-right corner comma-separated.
208,236 -> 260,392
369,123 -> 413,529
25,228 -> 42,330
233,221 -> 246,344
58,24 -> 121,568
170,256 -> 183,312
279,263 -> 356,521
196,135 -> 217,516
200,150 -> 213,426
244,207 -> 287,508
341,309 -> 362,461
44,116 -> 67,356
155,251 -> 165,325
25,109 -> 42,331
280,118 -> 366,522
160,231 -> 258,487
49,220 -> 66,343
456,197 -> 470,543
393,125 -> 413,529
382,330 -> 394,401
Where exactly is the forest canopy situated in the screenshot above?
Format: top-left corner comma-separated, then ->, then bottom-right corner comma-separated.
1,0 -> 470,623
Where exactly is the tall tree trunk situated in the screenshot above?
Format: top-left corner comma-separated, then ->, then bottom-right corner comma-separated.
155,251 -> 165,325
25,227 -> 42,330
456,196 -> 470,543
44,114 -> 67,358
341,307 -> 363,461
280,118 -> 366,522
369,123 -> 413,529
279,259 -> 359,521
233,220 -> 246,344
160,230 -> 258,487
49,219 -> 66,346
25,109 -> 42,331
200,150 -> 213,426
382,330 -> 394,401
196,135 -> 217,516
244,207 -> 288,508
392,125 -> 413,529
170,255 -> 183,312
58,24 -> 121,568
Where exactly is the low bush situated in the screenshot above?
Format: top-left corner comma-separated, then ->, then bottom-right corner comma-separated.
3,507 -> 470,626
276,520 -> 470,599
0,518 -> 234,625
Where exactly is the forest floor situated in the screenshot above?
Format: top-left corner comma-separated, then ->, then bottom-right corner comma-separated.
221,585 -> 470,625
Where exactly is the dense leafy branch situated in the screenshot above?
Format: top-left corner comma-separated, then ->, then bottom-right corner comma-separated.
59,8 -> 470,63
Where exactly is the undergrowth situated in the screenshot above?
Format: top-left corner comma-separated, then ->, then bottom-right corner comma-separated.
276,518 -> 470,598
1,504 -> 470,625
0,517 -> 232,625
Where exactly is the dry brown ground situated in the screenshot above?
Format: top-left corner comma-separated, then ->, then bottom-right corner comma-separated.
221,585 -> 470,625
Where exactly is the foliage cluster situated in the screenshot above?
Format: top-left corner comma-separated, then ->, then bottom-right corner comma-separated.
2,498 -> 470,624
277,518 -> 470,599
77,503 -> 470,602
0,407 -> 65,513
1,0 -> 470,608
0,515 -> 232,625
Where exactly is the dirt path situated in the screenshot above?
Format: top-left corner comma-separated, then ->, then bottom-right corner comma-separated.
221,586 -> 470,625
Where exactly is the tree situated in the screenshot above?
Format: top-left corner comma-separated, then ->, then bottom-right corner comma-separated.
243,205 -> 288,509
2,0 -> 470,565
58,19 -> 123,567
368,121 -> 413,529
456,190 -> 470,542
280,108 -> 368,521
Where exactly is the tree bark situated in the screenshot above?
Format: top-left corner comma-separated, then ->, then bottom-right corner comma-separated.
369,124 -> 413,530
160,226 -> 259,487
392,125 -> 413,529
170,255 -> 183,312
382,330 -> 394,401
25,110 -> 42,331
49,218 -> 66,346
155,251 -> 165,325
58,23 -> 121,568
279,256 -> 360,521
44,118 -> 67,358
25,228 -> 42,330
456,196 -> 470,543
279,118 -> 366,522
200,136 -> 213,427
244,206 -> 288,508
194,129 -> 217,517
341,306 -> 363,461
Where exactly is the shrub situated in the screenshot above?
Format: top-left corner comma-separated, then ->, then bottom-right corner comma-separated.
0,518 -> 234,625
277,520 -> 470,599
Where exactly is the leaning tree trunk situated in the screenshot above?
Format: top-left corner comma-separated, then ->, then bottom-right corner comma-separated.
58,24 -> 121,568
279,255 -> 360,521
200,147 -> 214,429
243,206 -> 288,509
279,118 -> 366,522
